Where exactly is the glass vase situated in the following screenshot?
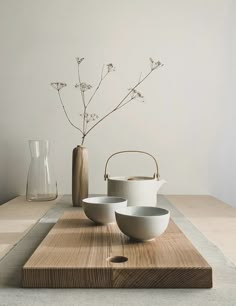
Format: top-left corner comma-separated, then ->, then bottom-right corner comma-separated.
26,140 -> 58,201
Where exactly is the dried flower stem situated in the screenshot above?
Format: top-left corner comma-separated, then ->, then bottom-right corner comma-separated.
77,65 -> 87,136
84,68 -> 155,137
57,90 -> 83,133
77,64 -> 109,139
86,65 -> 108,108
116,96 -> 136,110
81,134 -> 85,145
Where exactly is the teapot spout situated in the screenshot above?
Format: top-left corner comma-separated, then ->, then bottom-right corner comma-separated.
156,179 -> 167,192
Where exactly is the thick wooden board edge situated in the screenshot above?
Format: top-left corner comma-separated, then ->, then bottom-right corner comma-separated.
22,267 -> 212,288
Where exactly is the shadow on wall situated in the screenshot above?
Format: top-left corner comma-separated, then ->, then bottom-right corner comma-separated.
208,119 -> 236,208
0,138 -> 27,204
0,195 -> 17,205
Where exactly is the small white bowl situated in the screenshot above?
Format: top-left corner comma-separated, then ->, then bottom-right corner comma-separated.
115,206 -> 170,241
82,196 -> 127,224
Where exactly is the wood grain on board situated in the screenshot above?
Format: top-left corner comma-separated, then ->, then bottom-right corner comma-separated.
22,211 -> 212,288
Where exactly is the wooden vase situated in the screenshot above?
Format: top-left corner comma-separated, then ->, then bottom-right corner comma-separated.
72,145 -> 88,207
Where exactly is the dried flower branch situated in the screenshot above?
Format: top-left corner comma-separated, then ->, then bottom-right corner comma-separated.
51,57 -> 163,145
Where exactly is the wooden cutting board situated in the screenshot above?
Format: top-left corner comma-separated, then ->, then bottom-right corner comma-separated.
22,211 -> 212,288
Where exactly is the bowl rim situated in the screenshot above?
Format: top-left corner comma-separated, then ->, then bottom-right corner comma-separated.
82,196 -> 127,205
115,206 -> 170,218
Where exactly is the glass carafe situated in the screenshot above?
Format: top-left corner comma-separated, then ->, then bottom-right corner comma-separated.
26,140 -> 58,201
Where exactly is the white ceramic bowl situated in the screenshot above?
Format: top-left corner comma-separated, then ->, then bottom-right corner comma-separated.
82,196 -> 127,224
115,206 -> 170,241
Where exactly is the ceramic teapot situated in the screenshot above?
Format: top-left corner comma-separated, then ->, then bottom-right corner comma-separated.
104,150 -> 166,206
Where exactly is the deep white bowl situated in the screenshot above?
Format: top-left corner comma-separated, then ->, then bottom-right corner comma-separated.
115,206 -> 170,241
82,196 -> 127,224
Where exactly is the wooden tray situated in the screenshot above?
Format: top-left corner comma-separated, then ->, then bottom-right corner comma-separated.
22,211 -> 212,288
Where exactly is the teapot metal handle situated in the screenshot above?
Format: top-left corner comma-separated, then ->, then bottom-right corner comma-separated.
104,150 -> 160,181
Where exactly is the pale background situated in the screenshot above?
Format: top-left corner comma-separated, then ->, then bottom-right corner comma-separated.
0,0 -> 235,206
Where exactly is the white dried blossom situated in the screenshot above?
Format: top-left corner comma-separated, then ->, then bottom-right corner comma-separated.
51,82 -> 67,91
154,60 -> 164,68
76,57 -> 84,65
128,88 -> 144,99
79,113 -> 99,123
75,82 -> 92,91
107,63 -> 115,73
89,113 -> 99,121
149,58 -> 164,70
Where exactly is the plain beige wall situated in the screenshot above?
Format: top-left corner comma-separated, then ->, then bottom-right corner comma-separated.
0,0 -> 234,205
208,0 -> 236,207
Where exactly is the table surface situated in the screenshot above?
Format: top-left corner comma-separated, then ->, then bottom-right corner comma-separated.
0,195 -> 236,305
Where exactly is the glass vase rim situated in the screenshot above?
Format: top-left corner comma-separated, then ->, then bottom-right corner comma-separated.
28,139 -> 49,143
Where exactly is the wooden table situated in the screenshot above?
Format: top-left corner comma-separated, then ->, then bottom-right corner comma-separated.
0,195 -> 236,305
166,195 -> 236,264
